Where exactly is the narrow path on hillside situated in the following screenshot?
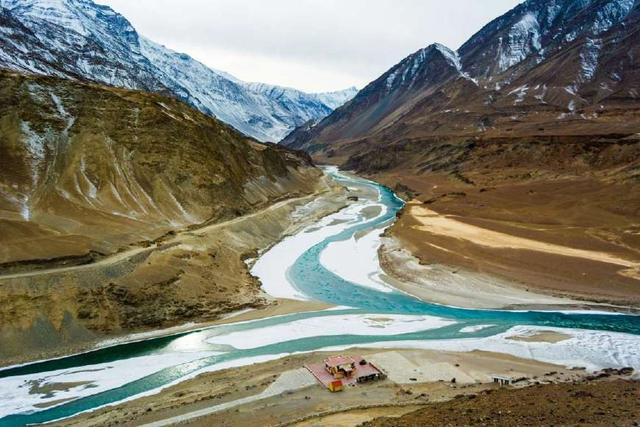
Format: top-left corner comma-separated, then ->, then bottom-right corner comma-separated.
0,193 -> 322,282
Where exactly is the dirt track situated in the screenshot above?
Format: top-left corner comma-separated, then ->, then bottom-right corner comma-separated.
0,194 -> 321,282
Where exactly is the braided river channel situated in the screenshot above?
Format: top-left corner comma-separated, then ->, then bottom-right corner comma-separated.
1,167 -> 638,426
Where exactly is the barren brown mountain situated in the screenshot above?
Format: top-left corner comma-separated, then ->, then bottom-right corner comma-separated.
0,71 -> 329,363
284,0 -> 640,306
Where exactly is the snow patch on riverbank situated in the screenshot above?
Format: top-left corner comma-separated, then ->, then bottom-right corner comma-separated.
0,351 -> 216,419
324,325 -> 640,372
252,198 -> 385,300
460,324 -> 494,333
319,223 -> 394,294
205,314 -> 456,349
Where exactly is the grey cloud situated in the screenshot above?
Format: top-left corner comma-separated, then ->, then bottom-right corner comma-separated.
97,0 -> 522,91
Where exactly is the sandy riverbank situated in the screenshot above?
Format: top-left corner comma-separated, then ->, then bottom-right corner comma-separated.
379,235 -> 584,310
379,235 -> 635,312
379,199 -> 640,311
48,347 -> 589,427
372,168 -> 640,309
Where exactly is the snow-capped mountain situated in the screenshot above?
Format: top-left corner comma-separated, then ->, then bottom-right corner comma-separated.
458,0 -> 639,89
244,81 -> 357,122
284,0 -> 640,157
282,43 -> 467,145
0,0 -> 356,142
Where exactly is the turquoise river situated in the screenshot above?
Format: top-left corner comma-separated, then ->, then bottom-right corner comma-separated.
0,169 -> 638,427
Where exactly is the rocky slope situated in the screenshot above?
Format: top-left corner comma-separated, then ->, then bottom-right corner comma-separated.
0,0 -> 356,142
283,0 -> 640,169
0,70 -> 334,362
283,0 -> 640,305
0,70 -> 322,265
363,379 -> 640,427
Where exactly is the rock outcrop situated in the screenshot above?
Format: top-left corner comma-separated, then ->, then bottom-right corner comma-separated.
0,71 -> 328,364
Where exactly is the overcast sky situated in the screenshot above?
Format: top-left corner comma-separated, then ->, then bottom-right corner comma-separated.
96,0 -> 522,93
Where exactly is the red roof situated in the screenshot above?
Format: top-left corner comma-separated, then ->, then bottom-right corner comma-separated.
306,355 -> 384,389
325,355 -> 355,368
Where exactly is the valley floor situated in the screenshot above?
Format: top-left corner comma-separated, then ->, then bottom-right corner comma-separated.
47,347 -> 636,427
5,168 -> 639,427
376,172 -> 640,309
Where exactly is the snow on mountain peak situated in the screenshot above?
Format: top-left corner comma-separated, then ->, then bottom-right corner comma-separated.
0,0 -> 355,142
591,0 -> 636,34
497,12 -> 541,72
314,87 -> 359,109
0,0 -> 137,39
0,0 -> 90,35
458,0 -> 639,82
384,43 -> 465,92
433,43 -> 462,71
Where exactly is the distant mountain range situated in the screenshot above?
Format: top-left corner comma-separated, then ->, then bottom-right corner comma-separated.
0,0 -> 357,142
283,0 -> 640,175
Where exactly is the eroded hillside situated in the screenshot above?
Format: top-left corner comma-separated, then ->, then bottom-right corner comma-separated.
283,0 -> 640,306
0,71 -> 337,364
0,71 -> 321,265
